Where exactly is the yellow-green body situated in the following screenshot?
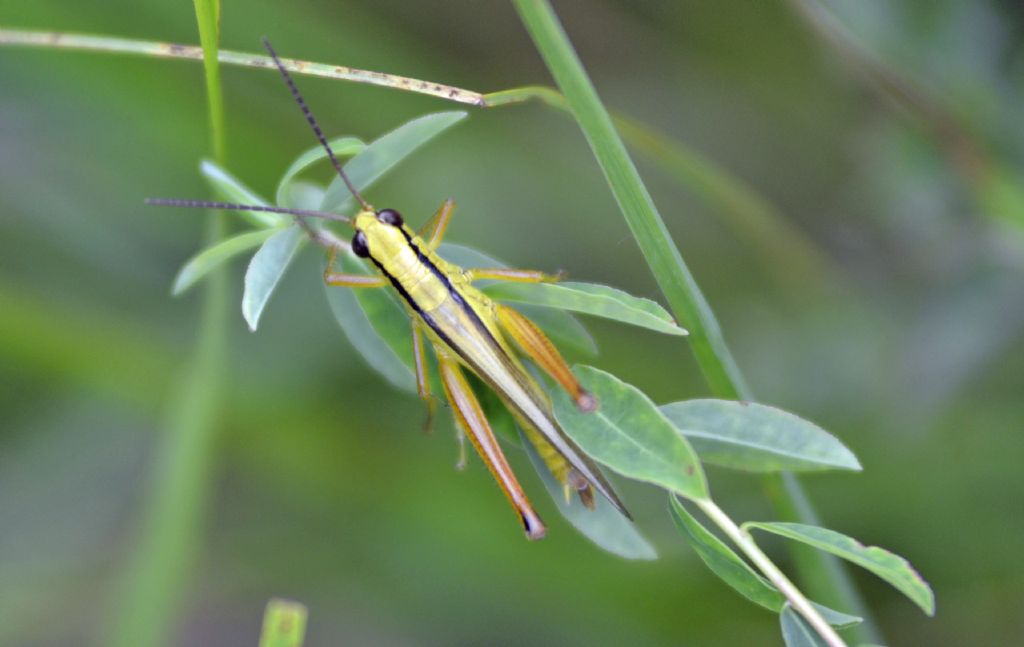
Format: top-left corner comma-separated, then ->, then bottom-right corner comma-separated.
353,212 -> 624,513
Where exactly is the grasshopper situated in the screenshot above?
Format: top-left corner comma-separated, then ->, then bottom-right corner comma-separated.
149,39 -> 629,539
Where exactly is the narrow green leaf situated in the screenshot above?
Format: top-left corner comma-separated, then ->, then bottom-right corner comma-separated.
746,522 -> 935,615
321,111 -> 468,213
483,281 -> 686,336
199,159 -> 284,228
276,137 -> 364,207
324,251 -> 415,393
552,365 -> 707,500
172,229 -> 276,295
439,243 -> 597,355
242,225 -> 306,331
780,604 -> 829,647
258,598 -> 307,647
660,399 -> 861,473
812,604 -> 863,630
668,496 -> 861,628
669,495 -> 783,610
524,430 -> 656,560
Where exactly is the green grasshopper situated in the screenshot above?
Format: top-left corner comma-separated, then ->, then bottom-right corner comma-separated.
150,39 -> 629,539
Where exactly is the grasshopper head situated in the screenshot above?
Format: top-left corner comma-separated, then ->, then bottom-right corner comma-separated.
351,208 -> 406,259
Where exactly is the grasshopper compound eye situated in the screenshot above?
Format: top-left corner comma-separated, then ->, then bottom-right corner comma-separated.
352,230 -> 370,258
377,208 -> 403,226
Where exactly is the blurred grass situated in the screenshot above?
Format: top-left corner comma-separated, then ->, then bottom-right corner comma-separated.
107,2 -> 231,646
1,1 -> 1023,646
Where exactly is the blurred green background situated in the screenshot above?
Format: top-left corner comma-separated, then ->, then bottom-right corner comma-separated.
2,1 -> 1023,645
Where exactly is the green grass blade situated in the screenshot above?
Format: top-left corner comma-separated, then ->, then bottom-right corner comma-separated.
745,522 -> 935,616
552,365 -> 708,500
259,599 -> 308,647
483,281 -> 687,336
660,400 -> 861,473
513,0 -> 745,397
173,229 -> 277,295
108,4 -> 229,645
513,2 -> 876,639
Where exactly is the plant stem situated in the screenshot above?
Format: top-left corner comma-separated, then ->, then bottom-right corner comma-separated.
106,4 -> 230,645
696,498 -> 847,647
0,28 -> 486,106
511,0 -> 874,642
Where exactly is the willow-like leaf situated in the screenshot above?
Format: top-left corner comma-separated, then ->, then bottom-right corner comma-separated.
661,399 -> 861,473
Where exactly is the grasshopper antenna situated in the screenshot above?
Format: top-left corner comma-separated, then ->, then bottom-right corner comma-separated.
145,198 -> 351,223
261,37 -> 372,212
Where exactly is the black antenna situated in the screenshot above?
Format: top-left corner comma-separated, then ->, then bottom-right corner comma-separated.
261,37 -> 372,212
146,198 -> 351,223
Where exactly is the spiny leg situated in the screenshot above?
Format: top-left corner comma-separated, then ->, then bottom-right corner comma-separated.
418,198 -> 455,249
436,351 -> 546,540
496,305 -> 597,413
323,245 -> 387,288
466,268 -> 563,283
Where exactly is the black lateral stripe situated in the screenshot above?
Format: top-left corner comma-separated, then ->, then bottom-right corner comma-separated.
397,227 -> 507,354
366,255 -> 459,353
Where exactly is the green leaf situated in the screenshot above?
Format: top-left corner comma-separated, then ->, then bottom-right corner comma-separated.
669,495 -> 783,610
660,399 -> 861,473
668,496 -> 861,628
552,365 -> 707,500
780,604 -> 829,647
812,604 -> 862,631
321,111 -> 468,213
745,522 -> 935,616
200,159 -> 284,228
243,225 -> 306,331
483,281 -> 686,336
276,137 -> 364,207
523,430 -> 656,560
323,251 -> 415,393
172,228 -> 276,295
258,598 -> 307,647
439,243 -> 597,355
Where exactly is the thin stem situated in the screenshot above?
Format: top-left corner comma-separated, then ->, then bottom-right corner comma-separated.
106,5 -> 230,645
0,28 -> 486,106
696,499 -> 848,647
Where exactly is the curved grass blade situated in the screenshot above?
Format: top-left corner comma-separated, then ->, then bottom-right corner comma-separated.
243,224 -> 306,331
660,399 -> 861,473
172,228 -> 276,295
276,136 -> 364,207
199,159 -> 283,228
745,522 -> 935,616
440,243 -> 597,355
321,111 -> 468,213
259,598 -> 307,647
524,430 -> 656,560
552,365 -> 707,500
483,281 -> 686,336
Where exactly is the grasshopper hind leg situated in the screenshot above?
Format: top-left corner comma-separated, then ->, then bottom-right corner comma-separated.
436,350 -> 546,540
